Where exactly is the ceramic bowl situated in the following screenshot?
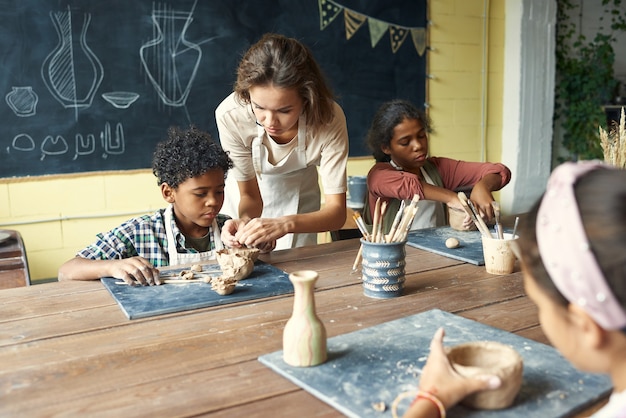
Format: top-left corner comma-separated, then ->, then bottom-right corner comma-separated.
447,341 -> 523,409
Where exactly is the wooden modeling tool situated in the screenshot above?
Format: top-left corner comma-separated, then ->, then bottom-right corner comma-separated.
457,192 -> 491,237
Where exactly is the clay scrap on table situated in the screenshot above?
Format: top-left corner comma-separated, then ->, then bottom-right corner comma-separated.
142,248 -> 261,295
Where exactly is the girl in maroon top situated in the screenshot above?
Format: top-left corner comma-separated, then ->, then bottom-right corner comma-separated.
364,100 -> 511,231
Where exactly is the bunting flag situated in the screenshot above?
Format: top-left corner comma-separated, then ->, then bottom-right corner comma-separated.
411,27 -> 427,56
319,0 -> 343,30
318,0 -> 427,56
344,9 -> 367,40
390,26 -> 409,53
368,18 -> 387,48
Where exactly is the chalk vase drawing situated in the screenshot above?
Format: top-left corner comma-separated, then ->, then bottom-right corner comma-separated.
283,270 -> 327,367
139,5 -> 202,107
41,6 -> 103,109
6,87 -> 38,117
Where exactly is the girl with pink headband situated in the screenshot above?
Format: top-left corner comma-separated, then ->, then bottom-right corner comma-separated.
400,161 -> 626,418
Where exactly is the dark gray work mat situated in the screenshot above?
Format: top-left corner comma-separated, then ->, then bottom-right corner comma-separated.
101,262 -> 292,319
258,309 -> 611,418
406,226 -> 486,265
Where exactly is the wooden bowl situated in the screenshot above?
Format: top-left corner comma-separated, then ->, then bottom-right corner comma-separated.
447,341 -> 523,409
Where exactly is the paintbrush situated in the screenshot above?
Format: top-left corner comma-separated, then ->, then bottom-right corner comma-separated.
491,201 -> 504,239
352,211 -> 370,240
512,216 -> 520,238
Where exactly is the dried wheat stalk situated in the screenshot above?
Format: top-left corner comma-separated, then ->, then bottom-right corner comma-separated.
599,107 -> 626,169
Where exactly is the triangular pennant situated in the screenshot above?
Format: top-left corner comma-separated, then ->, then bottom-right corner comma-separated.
344,9 -> 367,40
318,0 -> 343,31
389,25 -> 409,53
368,18 -> 388,48
411,28 -> 427,56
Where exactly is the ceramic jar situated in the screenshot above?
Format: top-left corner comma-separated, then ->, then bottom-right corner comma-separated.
360,239 -> 406,298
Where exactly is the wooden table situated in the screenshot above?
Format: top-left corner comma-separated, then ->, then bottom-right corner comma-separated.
0,239 -> 606,416
0,229 -> 30,289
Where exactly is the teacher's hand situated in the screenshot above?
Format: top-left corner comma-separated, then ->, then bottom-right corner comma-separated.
235,217 -> 288,249
221,219 -> 248,248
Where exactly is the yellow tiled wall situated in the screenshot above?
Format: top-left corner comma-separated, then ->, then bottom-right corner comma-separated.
0,2 -> 505,282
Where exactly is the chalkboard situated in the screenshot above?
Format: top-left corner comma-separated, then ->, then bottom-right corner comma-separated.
0,0 -> 426,178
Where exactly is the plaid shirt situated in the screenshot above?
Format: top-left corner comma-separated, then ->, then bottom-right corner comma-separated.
77,209 -> 230,267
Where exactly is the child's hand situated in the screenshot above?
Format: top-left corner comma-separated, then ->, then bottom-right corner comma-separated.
469,188 -> 496,221
416,328 -> 502,410
111,257 -> 161,286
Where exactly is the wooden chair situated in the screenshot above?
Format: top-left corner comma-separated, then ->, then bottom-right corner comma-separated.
0,229 -> 31,288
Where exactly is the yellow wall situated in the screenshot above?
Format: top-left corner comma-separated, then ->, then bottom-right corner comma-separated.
0,2 -> 505,282
428,0 -> 504,164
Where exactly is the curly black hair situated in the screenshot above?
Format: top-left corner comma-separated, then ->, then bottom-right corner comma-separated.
152,126 -> 233,188
365,100 -> 432,162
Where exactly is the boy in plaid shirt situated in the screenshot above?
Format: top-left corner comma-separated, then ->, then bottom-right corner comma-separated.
58,126 -> 236,286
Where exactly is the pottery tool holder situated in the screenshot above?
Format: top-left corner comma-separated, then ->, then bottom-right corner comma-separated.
101,262 -> 292,319
259,309 -> 611,418
352,196 -> 419,271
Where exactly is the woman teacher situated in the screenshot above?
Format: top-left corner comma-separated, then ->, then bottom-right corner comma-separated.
216,33 -> 349,251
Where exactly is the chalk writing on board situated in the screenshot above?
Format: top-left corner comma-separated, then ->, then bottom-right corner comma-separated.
11,134 -> 36,152
6,122 -> 126,161
139,0 -> 201,108
41,5 -> 104,117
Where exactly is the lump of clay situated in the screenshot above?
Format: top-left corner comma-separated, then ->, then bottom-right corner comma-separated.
446,341 -> 523,409
235,247 -> 260,262
445,237 -> 460,249
448,206 -> 477,231
178,270 -> 195,280
215,247 -> 260,281
211,276 -> 237,295
190,264 -> 203,272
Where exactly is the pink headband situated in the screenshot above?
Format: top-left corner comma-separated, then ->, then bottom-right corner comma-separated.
536,161 -> 626,330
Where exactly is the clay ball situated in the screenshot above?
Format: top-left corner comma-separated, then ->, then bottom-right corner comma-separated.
445,237 -> 460,249
447,341 -> 523,410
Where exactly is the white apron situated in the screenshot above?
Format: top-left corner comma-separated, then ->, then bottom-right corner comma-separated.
390,159 -> 444,230
410,166 -> 446,229
164,204 -> 224,266
224,114 -> 319,250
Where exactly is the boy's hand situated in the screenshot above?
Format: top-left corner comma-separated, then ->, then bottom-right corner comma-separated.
112,257 -> 161,286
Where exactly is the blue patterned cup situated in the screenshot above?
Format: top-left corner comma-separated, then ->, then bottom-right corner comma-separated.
360,239 -> 406,298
